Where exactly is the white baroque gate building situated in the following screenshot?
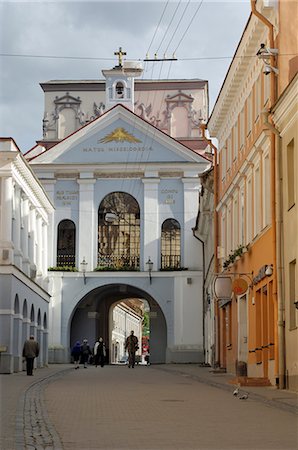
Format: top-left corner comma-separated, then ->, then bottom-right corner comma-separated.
25,59 -> 210,364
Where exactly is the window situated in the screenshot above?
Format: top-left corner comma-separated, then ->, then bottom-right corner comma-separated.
263,153 -> 271,226
263,72 -> 270,105
246,177 -> 253,243
221,211 -> 226,259
239,188 -> 245,245
233,195 -> 239,249
221,147 -> 226,180
254,165 -> 261,236
247,94 -> 252,135
289,260 -> 297,330
227,136 -> 232,172
226,202 -> 232,255
233,122 -> 238,161
57,220 -> 76,267
240,108 -> 245,149
287,139 -> 295,209
254,76 -> 261,121
98,192 -> 140,270
161,219 -> 181,269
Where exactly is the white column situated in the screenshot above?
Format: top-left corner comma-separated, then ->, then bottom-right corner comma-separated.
21,194 -> 30,276
182,177 -> 201,270
28,204 -> 37,277
77,178 -> 96,270
0,176 -> 13,264
13,185 -> 22,268
142,176 -> 160,270
42,221 -> 48,275
41,179 -> 56,268
36,214 -> 43,276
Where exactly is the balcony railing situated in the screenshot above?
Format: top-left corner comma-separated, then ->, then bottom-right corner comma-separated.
160,255 -> 181,270
57,253 -> 76,268
96,255 -> 140,271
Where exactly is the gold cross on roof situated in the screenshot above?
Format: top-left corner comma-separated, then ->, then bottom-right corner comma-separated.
114,47 -> 126,67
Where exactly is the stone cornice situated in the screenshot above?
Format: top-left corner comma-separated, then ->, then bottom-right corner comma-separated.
208,4 -> 277,138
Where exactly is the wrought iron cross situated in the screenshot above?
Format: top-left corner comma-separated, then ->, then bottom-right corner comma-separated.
114,47 -> 126,67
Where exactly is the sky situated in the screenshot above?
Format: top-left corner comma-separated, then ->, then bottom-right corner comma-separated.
0,1 -> 251,152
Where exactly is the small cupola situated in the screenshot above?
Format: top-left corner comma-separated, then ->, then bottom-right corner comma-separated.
102,47 -> 143,112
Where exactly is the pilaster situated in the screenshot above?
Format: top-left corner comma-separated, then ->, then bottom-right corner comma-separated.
182,176 -> 202,269
142,176 -> 160,270
13,184 -> 23,268
0,176 -> 14,264
77,178 -> 96,270
21,194 -> 30,276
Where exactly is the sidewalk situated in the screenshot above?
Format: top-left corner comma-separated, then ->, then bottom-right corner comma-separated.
158,364 -> 298,415
0,363 -> 297,450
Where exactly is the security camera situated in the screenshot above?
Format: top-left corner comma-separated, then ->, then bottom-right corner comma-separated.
257,43 -> 278,60
263,65 -> 272,75
263,64 -> 279,75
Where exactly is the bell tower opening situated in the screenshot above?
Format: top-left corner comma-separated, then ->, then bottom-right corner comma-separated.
102,47 -> 143,112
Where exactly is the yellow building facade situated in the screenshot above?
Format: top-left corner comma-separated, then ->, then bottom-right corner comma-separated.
208,0 -> 297,388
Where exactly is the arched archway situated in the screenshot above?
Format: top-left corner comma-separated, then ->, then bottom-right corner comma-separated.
69,284 -> 167,364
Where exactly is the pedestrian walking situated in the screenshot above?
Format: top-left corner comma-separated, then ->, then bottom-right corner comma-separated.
94,337 -> 106,367
71,341 -> 81,369
80,339 -> 91,368
125,330 -> 139,368
22,335 -> 39,376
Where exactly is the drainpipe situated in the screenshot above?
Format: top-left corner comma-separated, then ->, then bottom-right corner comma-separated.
250,0 -> 283,387
263,109 -> 285,389
201,124 -> 219,366
192,227 -> 206,363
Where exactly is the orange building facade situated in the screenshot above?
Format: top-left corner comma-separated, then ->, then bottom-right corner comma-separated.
208,0 -> 297,387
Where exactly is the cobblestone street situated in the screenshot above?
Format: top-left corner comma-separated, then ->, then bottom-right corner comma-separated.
1,364 -> 297,450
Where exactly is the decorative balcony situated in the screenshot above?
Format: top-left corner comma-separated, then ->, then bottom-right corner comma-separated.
160,255 -> 182,271
95,255 -> 140,271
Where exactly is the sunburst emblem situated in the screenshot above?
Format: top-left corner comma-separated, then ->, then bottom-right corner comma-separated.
99,127 -> 142,143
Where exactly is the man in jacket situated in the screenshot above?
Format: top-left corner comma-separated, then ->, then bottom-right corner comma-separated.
125,330 -> 139,368
23,335 -> 40,376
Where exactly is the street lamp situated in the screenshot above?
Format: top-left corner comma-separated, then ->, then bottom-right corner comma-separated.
80,257 -> 88,284
146,257 -> 153,284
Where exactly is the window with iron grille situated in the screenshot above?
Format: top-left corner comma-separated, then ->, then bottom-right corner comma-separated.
57,220 -> 76,267
161,219 -> 181,269
98,192 -> 140,270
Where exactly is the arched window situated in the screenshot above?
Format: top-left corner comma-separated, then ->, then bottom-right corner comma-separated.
22,299 -> 28,319
14,294 -> 19,314
57,220 -> 76,267
43,313 -> 47,330
115,81 -> 124,99
98,192 -> 140,270
161,219 -> 181,269
37,309 -> 41,326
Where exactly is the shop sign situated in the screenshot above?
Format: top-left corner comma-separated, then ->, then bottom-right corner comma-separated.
214,276 -> 232,299
232,278 -> 249,295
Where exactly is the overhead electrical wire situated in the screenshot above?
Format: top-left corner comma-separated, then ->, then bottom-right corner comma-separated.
1,52 -> 295,62
163,0 -> 192,55
146,0 -> 170,56
155,1 -> 182,54
173,0 -> 204,53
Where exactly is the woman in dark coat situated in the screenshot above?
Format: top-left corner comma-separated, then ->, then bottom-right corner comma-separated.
96,337 -> 106,367
80,339 -> 92,368
71,341 -> 81,369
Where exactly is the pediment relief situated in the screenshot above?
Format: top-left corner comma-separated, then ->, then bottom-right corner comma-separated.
165,90 -> 194,104
54,92 -> 82,106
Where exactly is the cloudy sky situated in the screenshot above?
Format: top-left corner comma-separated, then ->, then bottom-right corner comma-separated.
0,1 -> 251,152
